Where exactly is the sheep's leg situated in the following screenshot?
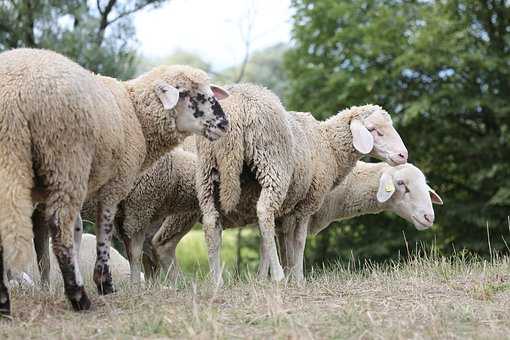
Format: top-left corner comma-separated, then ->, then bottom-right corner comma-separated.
203,212 -> 223,286
152,213 -> 198,281
257,233 -> 270,279
124,230 -> 145,283
276,227 -> 288,271
290,215 -> 310,282
0,244 -> 11,318
48,205 -> 90,311
256,189 -> 284,282
74,214 -> 83,266
280,216 -> 296,275
93,204 -> 117,295
33,204 -> 51,286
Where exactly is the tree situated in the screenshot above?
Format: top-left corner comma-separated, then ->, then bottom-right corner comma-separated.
285,0 -> 510,264
0,0 -> 165,79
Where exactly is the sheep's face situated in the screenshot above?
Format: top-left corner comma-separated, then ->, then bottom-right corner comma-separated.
175,85 -> 230,141
350,107 -> 408,165
376,164 -> 443,230
155,80 -> 230,141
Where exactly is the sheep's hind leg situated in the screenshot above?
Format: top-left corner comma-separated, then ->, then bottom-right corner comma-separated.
203,212 -> 224,286
290,215 -> 310,282
257,233 -> 270,280
48,205 -> 90,311
0,245 -> 11,318
93,203 -> 117,295
256,188 -> 284,282
33,204 -> 51,286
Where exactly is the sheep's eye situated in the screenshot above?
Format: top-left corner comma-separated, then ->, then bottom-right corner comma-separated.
376,130 -> 384,137
367,127 -> 375,132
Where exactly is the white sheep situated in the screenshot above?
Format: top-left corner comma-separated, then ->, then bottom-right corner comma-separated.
261,161 -> 444,274
142,161 -> 442,281
0,48 -> 229,316
195,83 -> 408,284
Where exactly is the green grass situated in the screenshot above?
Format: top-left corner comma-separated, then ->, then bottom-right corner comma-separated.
176,229 -> 260,275
3,254 -> 510,339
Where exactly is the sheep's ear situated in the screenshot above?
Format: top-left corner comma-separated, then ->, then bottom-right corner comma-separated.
211,85 -> 230,100
154,80 -> 179,110
427,185 -> 443,205
350,119 -> 374,154
377,172 -> 395,203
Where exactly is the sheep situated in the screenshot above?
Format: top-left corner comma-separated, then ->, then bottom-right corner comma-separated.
194,83 -> 408,284
12,233 -> 143,286
263,161 -> 444,274
0,48 -> 229,316
141,161 -> 442,281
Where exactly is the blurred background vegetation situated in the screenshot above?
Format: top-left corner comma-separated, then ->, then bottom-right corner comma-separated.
2,0 -> 509,274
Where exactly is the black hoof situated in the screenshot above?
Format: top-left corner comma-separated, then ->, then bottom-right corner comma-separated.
69,287 -> 91,311
96,281 -> 116,295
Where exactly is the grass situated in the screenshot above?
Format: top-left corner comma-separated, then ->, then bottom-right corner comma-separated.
3,253 -> 510,339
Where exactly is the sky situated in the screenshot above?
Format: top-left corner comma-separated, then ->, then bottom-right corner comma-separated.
134,0 -> 292,70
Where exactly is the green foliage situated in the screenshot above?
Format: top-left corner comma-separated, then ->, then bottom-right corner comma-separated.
175,229 -> 260,276
286,0 -> 510,264
0,0 -> 164,79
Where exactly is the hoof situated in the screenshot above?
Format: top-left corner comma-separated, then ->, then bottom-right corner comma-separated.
69,287 -> 91,311
96,281 -> 116,295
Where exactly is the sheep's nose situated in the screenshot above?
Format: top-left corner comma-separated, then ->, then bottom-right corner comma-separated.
424,213 -> 434,224
398,150 -> 408,162
217,118 -> 229,130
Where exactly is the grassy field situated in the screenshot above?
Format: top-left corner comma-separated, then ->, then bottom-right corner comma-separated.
2,253 -> 510,339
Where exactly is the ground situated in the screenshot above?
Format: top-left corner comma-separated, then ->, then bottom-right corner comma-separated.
2,255 -> 510,339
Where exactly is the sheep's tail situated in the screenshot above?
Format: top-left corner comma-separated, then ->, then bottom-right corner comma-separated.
0,139 -> 35,274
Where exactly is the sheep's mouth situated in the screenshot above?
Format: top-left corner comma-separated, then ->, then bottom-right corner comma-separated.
204,127 -> 225,141
387,154 -> 406,166
411,215 -> 433,230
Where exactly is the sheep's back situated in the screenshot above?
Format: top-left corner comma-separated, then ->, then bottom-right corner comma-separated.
0,49 -> 130,196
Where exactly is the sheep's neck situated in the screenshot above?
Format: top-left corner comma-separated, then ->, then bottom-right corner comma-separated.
308,165 -> 386,235
318,114 -> 361,187
126,85 -> 186,170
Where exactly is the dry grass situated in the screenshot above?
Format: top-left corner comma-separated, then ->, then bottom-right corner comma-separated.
2,255 -> 510,339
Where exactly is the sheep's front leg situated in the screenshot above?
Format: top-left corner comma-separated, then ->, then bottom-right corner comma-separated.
257,189 -> 284,282
33,205 -> 51,286
290,215 -> 310,282
0,245 -> 11,318
94,204 -> 117,295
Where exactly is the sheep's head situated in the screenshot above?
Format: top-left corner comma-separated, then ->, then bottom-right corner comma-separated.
350,105 -> 408,165
152,65 -> 230,141
376,164 -> 443,230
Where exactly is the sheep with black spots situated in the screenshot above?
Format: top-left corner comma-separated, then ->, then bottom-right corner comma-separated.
0,48 -> 229,316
